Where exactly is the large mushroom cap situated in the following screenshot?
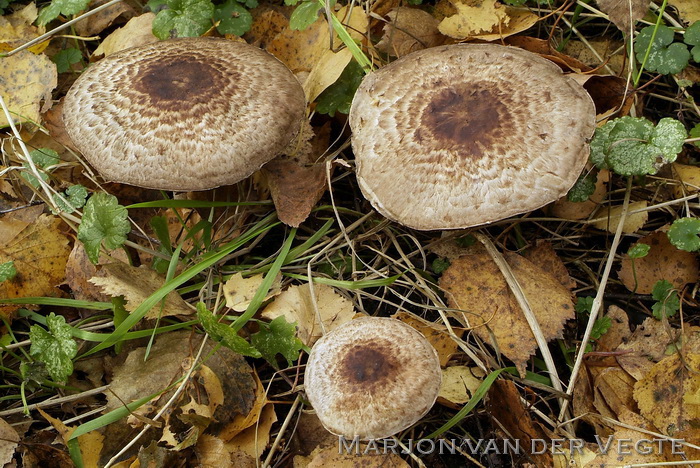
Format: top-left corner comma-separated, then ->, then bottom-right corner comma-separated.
349,44 -> 596,230
63,37 -> 305,191
304,317 -> 442,440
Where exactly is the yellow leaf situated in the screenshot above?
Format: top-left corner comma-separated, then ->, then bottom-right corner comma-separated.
0,3 -> 49,54
223,272 -> 281,312
0,50 -> 56,127
93,13 -> 158,57
438,366 -> 485,406
668,0 -> 700,23
303,48 -> 353,103
225,403 -> 277,459
393,310 -> 464,366
590,200 -> 648,234
438,0 -> 509,39
672,163 -> 700,198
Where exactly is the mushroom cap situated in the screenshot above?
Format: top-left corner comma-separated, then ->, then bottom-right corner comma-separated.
349,44 -> 596,230
304,316 -> 442,440
63,37 -> 305,191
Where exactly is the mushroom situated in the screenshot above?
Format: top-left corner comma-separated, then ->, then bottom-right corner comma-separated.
62,37 -> 306,191
304,316 -> 442,440
348,44 -> 596,230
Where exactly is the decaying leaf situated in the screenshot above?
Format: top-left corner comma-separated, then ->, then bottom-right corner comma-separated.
223,272 -> 282,312
618,230 -> 699,294
672,163 -> 700,198
65,242 -> 128,302
0,214 -> 70,316
0,49 -> 57,127
74,0 -> 134,36
550,169 -> 610,221
592,367 -> 637,421
93,13 -> 158,57
261,282 -> 354,346
590,200 -> 648,234
522,241 -> 576,290
0,418 -> 20,466
438,0 -> 508,39
596,0 -> 648,34
616,318 -> 687,380
0,3 -> 49,53
303,48 -> 353,103
224,403 -> 277,459
90,262 -> 193,318
298,444 -> 411,467
392,310 -> 464,366
376,7 -> 443,57
668,0 -> 700,23
218,371 -> 267,441
439,250 -> 574,376
437,365 -> 485,406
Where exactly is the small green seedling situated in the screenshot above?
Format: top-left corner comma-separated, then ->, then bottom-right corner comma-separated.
51,48 -> 82,73
250,316 -> 306,368
575,296 -> 611,351
21,148 -> 59,188
77,192 -> 131,264
52,184 -> 88,215
0,261 -> 17,282
651,279 -> 680,319
316,60 -> 365,116
567,173 -> 597,202
37,0 -> 91,25
667,217 -> 700,252
29,313 -> 78,384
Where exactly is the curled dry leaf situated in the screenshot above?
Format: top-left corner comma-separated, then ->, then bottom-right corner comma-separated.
0,3 -> 49,53
0,418 -> 20,466
90,262 -> 194,318
592,367 -> 637,421
0,214 -> 70,317
437,365 -> 485,407
218,370 -> 267,441
437,0 -> 537,41
261,282 -> 354,346
376,7 -> 443,57
224,403 -> 277,460
618,230 -> 699,294
0,49 -> 57,127
223,272 -> 282,312
672,163 -> 700,198
549,169 -> 610,221
392,310 -> 464,366
439,251 -> 574,376
595,0 -> 648,34
590,200 -> 648,234
93,13 -> 158,57
74,0 -> 135,36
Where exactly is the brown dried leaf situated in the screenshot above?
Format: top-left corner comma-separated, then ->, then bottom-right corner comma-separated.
669,0 -> 700,23
218,370 -> 267,441
439,251 -> 574,376
591,200 -> 648,234
672,163 -> 700,198
522,241 -> 575,290
549,169 -> 609,221
593,367 -> 637,420
224,404 -> 277,460
616,318 -> 677,380
0,418 -> 20,466
0,214 -> 70,317
437,366 -> 485,406
261,159 -> 326,227
392,310 -> 464,366
596,0 -> 648,34
505,36 -> 591,72
618,231 -> 699,294
74,0 -> 135,36
376,7 -> 443,57
597,305 -> 630,352
90,262 -> 193,318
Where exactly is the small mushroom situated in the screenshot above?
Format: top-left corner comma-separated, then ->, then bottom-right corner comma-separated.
349,44 -> 597,230
304,316 -> 442,440
63,37 -> 306,191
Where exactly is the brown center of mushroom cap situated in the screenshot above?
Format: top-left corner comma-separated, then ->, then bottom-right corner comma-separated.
418,82 -> 511,160
339,342 -> 398,389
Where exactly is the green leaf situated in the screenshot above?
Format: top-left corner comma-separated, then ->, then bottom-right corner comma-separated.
53,184 -> 88,214
684,21 -> 700,62
567,173 -> 596,202
152,0 -> 214,39
29,313 -> 78,383
635,25 -> 690,75
52,48 -> 82,73
690,123 -> 700,148
0,261 -> 17,282
196,303 -> 261,357
213,0 -> 252,35
589,116 -> 686,176
37,0 -> 91,25
651,280 -> 680,319
628,243 -> 650,259
575,296 -> 594,315
431,257 -> 450,274
667,217 -> 700,252
289,0 -> 322,31
315,60 -> 364,116
250,316 -> 304,367
21,148 -> 59,188
590,316 -> 612,340
77,192 -> 131,264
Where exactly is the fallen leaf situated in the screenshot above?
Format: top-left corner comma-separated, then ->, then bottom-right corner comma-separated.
0,203 -> 43,245
0,49 -> 57,127
0,418 -> 20,466
618,230 -> 699,294
218,370 -> 267,441
37,407 -> 104,468
522,241 -> 576,290
596,0 -> 648,34
590,200 -> 648,234
593,367 -> 637,420
0,4 -> 49,53
439,251 -> 574,376
596,305 -> 631,352
392,310 -> 464,366
223,272 -> 282,312
672,163 -> 700,198
90,262 -> 194,318
668,0 -> 700,24
93,13 -> 158,57
634,352 -> 700,437
588,422 -> 667,465
472,7 -> 538,41
376,7 -> 443,57
224,403 -> 277,459
437,365 -> 485,406
549,170 -> 610,221
244,7 -> 289,49
563,38 -> 628,75
438,0 -> 508,39
300,444 -> 410,467
616,318 -> 679,380
261,282 -> 354,346
65,242 -> 127,302
0,214 -> 70,317
74,0 -> 134,36
303,48 -> 353,103
505,36 -> 591,72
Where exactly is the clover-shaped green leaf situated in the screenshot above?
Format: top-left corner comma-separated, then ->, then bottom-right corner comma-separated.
37,0 -> 91,25
316,60 -> 364,116
29,313 -> 78,384
651,280 -> 680,319
667,217 -> 700,252
684,21 -> 700,62
250,316 -> 305,367
567,173 -> 597,202
635,25 -> 690,74
152,0 -> 214,39
52,184 -> 88,215
77,192 -> 131,264
52,48 -> 82,73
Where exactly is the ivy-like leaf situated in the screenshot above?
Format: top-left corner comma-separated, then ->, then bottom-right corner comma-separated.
29,313 -> 78,384
250,316 -> 305,367
37,0 -> 91,25
684,21 -> 700,63
591,316 -> 612,340
567,173 -> 596,202
0,261 -> 17,282
651,280 -> 680,319
635,25 -> 690,75
152,0 -> 215,39
627,243 -> 650,259
21,148 -> 59,188
77,192 -> 131,264
52,48 -> 82,73
316,60 -> 364,116
213,0 -> 252,36
289,0 -> 322,31
197,303 -> 262,357
52,184 -> 88,214
667,217 -> 700,252
575,296 -> 594,315
589,116 -> 686,176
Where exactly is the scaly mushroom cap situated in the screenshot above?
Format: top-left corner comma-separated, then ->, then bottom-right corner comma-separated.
63,37 -> 305,191
304,317 -> 442,440
349,44 -> 596,230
